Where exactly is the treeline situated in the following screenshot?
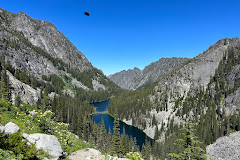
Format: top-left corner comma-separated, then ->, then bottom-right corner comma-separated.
0,54 -> 142,158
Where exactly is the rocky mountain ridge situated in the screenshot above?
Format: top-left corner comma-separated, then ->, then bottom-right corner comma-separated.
108,57 -> 189,90
108,37 -> 240,140
0,8 -> 121,104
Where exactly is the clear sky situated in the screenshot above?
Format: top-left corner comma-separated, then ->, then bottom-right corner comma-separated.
1,0 -> 240,76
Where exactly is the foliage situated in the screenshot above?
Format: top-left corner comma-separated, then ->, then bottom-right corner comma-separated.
125,152 -> 144,160
0,131 -> 38,159
111,114 -> 121,156
167,122 -> 207,160
37,149 -> 50,160
0,148 -> 22,160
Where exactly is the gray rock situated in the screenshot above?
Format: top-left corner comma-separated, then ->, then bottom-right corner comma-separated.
68,148 -> 130,160
26,133 -> 63,160
4,122 -> 20,134
0,124 -> 4,132
22,133 -> 29,139
109,58 -> 189,90
7,71 -> 40,106
207,131 -> 240,160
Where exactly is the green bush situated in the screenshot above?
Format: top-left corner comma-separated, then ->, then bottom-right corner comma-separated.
0,131 -> 38,159
125,152 -> 143,160
0,148 -> 19,160
0,114 -> 2,123
0,100 -> 11,112
37,149 -> 50,160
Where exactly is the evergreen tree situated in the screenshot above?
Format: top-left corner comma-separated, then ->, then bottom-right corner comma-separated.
0,68 -> 9,101
111,114 -> 121,156
107,126 -> 112,153
167,122 -> 207,160
119,127 -> 127,157
99,117 -> 107,151
142,138 -> 151,160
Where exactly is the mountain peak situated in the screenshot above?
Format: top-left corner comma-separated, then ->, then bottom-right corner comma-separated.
109,57 -> 189,90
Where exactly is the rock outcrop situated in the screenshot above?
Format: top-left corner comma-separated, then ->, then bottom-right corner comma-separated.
206,131 -> 240,160
68,148 -> 129,160
7,71 -> 40,106
24,133 -> 63,160
0,122 -> 63,160
1,122 -> 20,134
108,58 -> 189,90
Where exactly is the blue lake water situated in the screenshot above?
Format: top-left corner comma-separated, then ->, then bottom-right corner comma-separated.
92,99 -> 152,150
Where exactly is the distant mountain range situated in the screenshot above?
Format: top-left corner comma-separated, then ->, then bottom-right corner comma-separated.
108,57 -> 189,90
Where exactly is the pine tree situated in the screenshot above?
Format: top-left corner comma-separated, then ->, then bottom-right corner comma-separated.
107,126 -> 112,153
92,123 -> 98,144
142,138 -> 151,160
111,114 -> 121,156
154,125 -> 159,140
167,122 -> 207,160
119,127 -> 127,157
0,68 -> 9,101
99,117 -> 107,151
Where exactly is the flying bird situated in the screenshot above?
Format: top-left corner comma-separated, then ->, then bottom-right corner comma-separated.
84,10 -> 90,16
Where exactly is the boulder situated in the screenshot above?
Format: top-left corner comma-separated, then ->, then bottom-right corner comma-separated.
68,148 -> 129,160
0,124 -> 4,132
68,148 -> 104,160
22,133 -> 29,139
26,133 -> 63,160
4,122 -> 20,134
207,131 -> 240,160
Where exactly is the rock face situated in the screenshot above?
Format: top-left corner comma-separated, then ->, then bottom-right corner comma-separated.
2,122 -> 20,134
206,131 -> 240,160
68,148 -> 129,160
108,58 -> 189,90
25,133 -> 63,160
10,10 -> 91,73
0,7 -> 121,103
7,71 -> 40,106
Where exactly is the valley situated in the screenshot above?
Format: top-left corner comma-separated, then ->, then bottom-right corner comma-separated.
0,6 -> 240,160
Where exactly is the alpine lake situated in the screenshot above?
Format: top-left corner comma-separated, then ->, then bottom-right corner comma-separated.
92,99 -> 153,150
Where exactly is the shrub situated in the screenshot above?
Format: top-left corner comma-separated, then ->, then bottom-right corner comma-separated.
0,148 -> 18,160
125,152 -> 143,160
0,131 -> 38,159
0,114 -> 2,123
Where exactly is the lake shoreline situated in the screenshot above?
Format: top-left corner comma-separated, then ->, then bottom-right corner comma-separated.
92,99 -> 154,150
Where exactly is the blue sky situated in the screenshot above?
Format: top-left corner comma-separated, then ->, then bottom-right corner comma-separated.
1,0 -> 240,76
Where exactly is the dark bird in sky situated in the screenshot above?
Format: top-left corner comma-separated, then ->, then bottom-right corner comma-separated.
84,10 -> 90,16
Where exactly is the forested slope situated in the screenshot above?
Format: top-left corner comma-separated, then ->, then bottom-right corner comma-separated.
108,38 -> 240,159
0,8 -> 122,105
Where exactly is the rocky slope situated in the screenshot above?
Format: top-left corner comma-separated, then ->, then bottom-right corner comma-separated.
0,8 -> 121,104
207,131 -> 240,160
108,37 -> 240,139
108,57 -> 189,90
